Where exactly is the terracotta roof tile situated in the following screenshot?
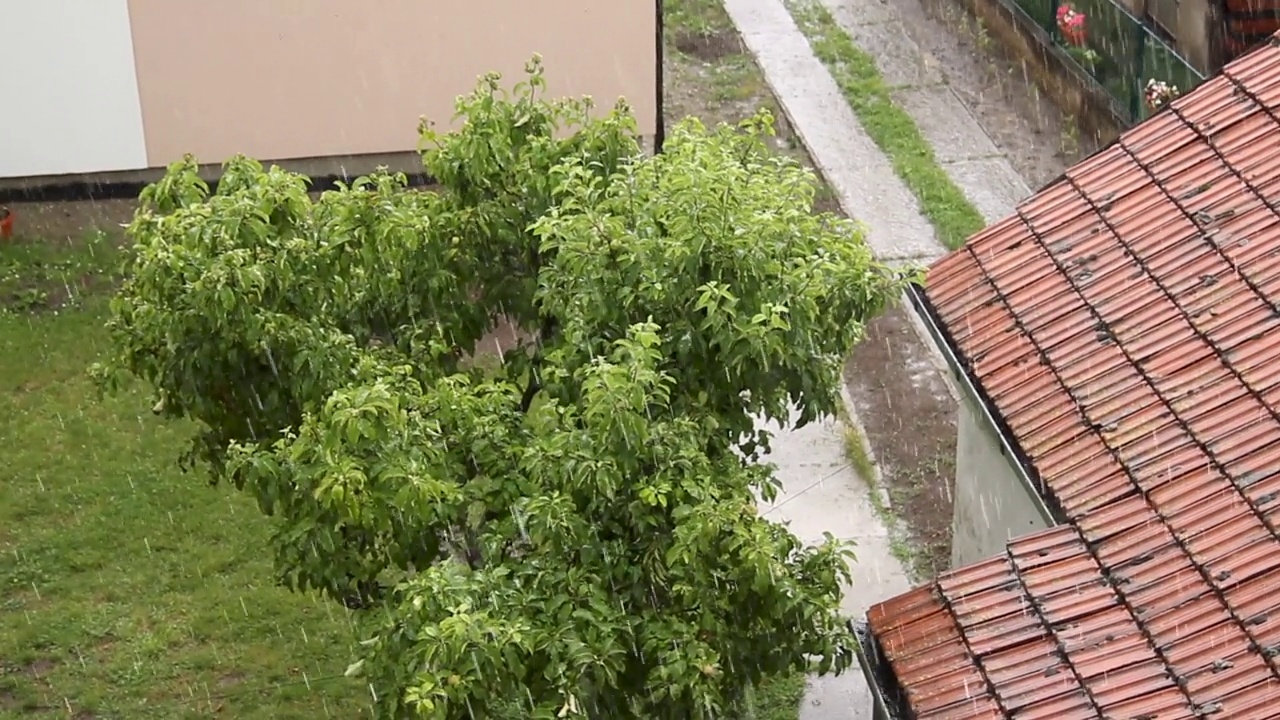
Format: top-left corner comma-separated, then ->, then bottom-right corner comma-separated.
868,36 -> 1280,719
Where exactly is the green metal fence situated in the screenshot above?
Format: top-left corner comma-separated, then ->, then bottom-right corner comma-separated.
1004,0 -> 1206,124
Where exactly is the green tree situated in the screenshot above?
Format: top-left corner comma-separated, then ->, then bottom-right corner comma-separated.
95,58 -> 908,718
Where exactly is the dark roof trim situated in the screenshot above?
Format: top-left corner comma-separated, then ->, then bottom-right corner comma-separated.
852,620 -> 912,720
905,284 -> 1062,526
0,171 -> 436,204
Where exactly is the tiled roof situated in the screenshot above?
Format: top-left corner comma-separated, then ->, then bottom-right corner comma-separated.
866,37 -> 1280,719
868,524 -> 1280,719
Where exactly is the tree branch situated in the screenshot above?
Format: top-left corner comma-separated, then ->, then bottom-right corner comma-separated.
519,313 -> 558,413
519,371 -> 542,414
462,527 -> 485,570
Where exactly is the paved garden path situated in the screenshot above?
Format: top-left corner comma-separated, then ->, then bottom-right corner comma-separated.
726,0 -> 945,265
728,0 -> 1036,716
755,406 -> 913,719
816,0 -> 1032,223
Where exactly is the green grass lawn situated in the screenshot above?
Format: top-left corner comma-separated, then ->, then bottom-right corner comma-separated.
0,236 -> 372,718
0,231 -> 806,718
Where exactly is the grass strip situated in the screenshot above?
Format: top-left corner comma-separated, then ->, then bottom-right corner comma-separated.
786,0 -> 986,250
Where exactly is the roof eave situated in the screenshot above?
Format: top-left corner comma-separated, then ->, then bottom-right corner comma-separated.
851,619 -> 913,720
905,283 -> 1062,526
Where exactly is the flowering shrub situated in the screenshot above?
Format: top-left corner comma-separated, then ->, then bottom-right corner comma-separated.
1056,4 -> 1087,45
1145,79 -> 1180,110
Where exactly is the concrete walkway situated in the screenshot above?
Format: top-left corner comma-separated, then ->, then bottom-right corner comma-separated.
727,0 -> 931,716
725,0 -> 944,264
727,0 -> 1035,716
818,0 -> 1032,223
756,408 -> 913,719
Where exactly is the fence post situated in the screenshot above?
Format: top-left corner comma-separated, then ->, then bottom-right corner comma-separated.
1050,0 -> 1062,41
1131,21 -> 1148,121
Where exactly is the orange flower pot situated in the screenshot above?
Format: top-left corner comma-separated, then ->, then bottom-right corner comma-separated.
0,208 -> 12,241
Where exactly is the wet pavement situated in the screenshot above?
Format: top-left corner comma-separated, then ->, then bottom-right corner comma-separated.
818,0 -> 1032,222
755,406 -> 914,719
725,0 -> 937,713
724,0 -> 945,265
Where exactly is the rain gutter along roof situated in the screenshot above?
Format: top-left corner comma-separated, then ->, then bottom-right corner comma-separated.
852,620 -> 911,720
905,283 -> 1060,527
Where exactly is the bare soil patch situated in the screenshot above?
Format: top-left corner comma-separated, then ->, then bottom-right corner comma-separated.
673,28 -> 747,62
843,305 -> 956,580
1,199 -> 135,245
21,658 -> 57,678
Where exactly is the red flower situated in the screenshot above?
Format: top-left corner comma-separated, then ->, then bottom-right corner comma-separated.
1057,5 -> 1087,45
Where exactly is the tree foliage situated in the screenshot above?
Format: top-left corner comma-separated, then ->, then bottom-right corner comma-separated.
95,58 -> 908,718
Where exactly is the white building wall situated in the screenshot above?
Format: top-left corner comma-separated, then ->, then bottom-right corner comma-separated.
950,396 -> 1053,568
0,1 -> 148,178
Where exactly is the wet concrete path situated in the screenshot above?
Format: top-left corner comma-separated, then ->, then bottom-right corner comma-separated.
724,0 -> 945,265
725,0 -> 935,714
755,407 -> 914,719
816,0 -> 1032,223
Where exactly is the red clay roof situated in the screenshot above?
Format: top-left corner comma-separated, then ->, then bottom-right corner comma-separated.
866,37 -> 1280,719
868,524 -> 1280,719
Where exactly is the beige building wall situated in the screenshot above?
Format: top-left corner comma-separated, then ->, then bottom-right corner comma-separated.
127,0 -> 658,168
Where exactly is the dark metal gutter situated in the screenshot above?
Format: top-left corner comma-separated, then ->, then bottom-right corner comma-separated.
905,284 -> 1064,526
851,620 -> 909,720
0,170 -> 436,204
